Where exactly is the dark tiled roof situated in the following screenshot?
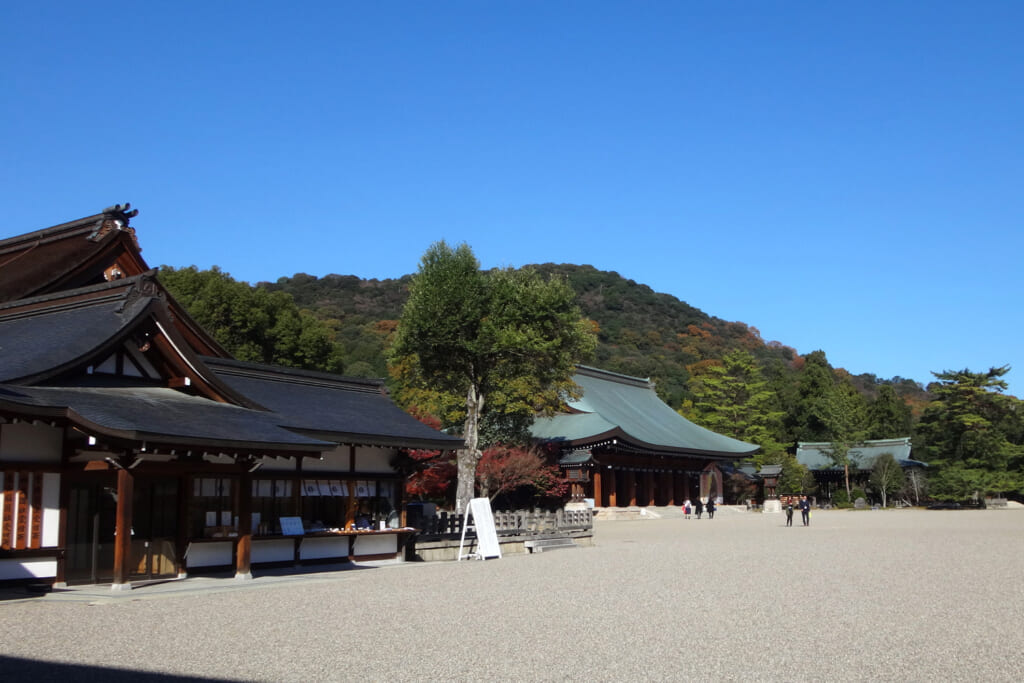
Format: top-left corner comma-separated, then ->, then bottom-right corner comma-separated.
0,279 -> 153,382
204,357 -> 465,450
0,385 -> 330,451
0,206 -> 145,302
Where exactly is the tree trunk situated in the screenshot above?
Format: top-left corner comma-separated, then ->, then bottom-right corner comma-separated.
455,383 -> 485,514
844,463 -> 851,501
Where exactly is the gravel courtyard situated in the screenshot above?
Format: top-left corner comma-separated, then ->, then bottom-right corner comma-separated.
1,508 -> 1021,682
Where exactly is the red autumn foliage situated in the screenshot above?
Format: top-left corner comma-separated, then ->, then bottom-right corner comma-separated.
396,406 -> 457,504
476,444 -> 569,505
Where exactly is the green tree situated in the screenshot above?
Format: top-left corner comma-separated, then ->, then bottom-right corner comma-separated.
790,350 -> 835,441
159,266 -> 345,372
821,379 -> 869,500
868,452 -> 905,507
916,366 -> 1024,500
866,385 -> 913,439
682,349 -> 786,459
387,242 -> 597,512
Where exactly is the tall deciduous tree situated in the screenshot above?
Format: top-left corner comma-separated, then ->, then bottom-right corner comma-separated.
387,242 -> 596,512
868,452 -> 905,508
821,379 -> 869,500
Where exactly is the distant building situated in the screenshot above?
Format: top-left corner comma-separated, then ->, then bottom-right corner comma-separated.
531,366 -> 759,507
795,437 -> 926,500
0,205 -> 462,590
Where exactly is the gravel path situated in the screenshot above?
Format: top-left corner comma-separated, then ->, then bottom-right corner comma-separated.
1,509 -> 1022,682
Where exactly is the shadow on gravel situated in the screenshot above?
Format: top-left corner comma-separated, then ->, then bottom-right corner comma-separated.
0,655 -> 236,682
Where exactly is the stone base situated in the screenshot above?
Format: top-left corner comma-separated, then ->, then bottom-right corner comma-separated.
763,499 -> 782,514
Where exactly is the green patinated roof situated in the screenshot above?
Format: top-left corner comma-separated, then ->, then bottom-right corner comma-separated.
532,366 -> 759,457
796,437 -> 923,471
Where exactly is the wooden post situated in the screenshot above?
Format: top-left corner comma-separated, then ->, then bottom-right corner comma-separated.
176,474 -> 190,578
592,467 -> 602,508
607,468 -> 617,507
111,465 -> 134,591
235,471 -> 253,580
626,471 -> 636,507
645,471 -> 655,506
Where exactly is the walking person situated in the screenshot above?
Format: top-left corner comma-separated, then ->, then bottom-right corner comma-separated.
695,498 -> 704,520
706,497 -> 716,519
784,497 -> 794,527
799,495 -> 811,526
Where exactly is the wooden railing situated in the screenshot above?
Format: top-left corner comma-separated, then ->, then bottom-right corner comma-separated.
414,508 -> 593,540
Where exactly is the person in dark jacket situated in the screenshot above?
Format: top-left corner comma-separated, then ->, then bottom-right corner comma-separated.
799,495 -> 811,526
785,497 -> 794,527
695,498 -> 704,519
706,498 -> 716,519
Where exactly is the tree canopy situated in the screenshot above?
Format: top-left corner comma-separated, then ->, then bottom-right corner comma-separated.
915,366 -> 1024,500
159,265 -> 345,372
387,241 -> 597,512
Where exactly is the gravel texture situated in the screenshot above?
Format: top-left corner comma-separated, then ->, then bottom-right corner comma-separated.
1,508 -> 1022,682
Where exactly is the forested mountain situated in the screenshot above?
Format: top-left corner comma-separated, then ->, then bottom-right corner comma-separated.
260,265 -> 930,409
162,263 -> 1023,500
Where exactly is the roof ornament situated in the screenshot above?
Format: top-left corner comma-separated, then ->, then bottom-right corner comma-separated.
89,203 -> 141,247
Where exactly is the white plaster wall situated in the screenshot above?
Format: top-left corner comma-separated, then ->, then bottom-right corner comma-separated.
185,542 -> 233,567
257,455 -> 298,472
354,447 -> 395,473
0,423 -> 63,463
251,538 -> 295,563
352,534 -> 397,556
0,559 -> 57,580
299,447 -> 348,473
299,536 -> 347,560
42,473 -> 60,547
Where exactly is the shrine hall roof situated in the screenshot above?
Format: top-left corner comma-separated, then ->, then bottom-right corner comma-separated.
0,276 -> 156,383
203,357 -> 466,451
796,438 -> 925,471
532,366 -> 759,457
0,384 -> 330,452
0,205 -> 146,303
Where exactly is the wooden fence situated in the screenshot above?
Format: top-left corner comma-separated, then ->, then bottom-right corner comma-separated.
415,507 -> 593,540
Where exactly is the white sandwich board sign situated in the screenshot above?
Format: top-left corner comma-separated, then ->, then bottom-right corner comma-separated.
457,497 -> 502,560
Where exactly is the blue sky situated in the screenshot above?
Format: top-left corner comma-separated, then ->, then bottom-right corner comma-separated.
3,1 -> 1021,394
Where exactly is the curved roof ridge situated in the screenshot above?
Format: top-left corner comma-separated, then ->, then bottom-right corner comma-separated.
575,364 -> 651,388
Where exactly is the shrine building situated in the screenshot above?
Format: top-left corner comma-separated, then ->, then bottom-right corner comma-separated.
531,366 -> 759,509
0,205 -> 463,590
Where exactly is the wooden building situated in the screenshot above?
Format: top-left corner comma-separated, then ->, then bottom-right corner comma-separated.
0,205 -> 462,589
795,437 -> 924,501
531,366 -> 759,508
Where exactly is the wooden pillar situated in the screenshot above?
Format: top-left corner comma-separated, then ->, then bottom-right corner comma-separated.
111,465 -> 134,591
645,471 -> 655,506
176,474 -> 190,578
626,471 -> 636,507
607,468 -> 617,507
235,471 -> 253,580
592,468 -> 602,507
683,471 -> 692,502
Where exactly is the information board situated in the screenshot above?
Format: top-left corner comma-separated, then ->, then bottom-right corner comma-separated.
458,497 -> 501,560
279,516 -> 305,536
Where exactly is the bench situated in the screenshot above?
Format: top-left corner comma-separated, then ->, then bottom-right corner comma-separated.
524,538 -> 577,553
